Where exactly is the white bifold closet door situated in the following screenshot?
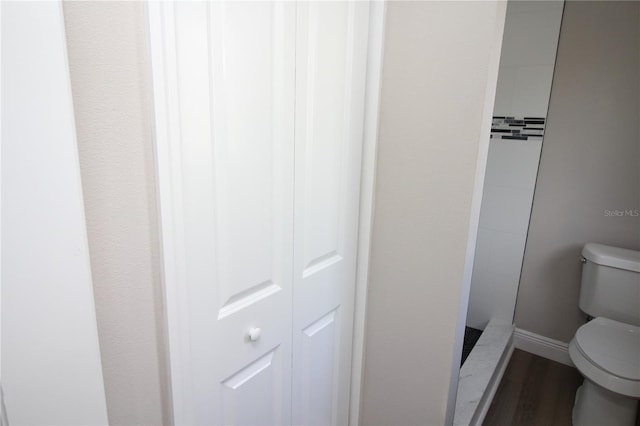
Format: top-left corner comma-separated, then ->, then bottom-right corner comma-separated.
149,2 -> 370,425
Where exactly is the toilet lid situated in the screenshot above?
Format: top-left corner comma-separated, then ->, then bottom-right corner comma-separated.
575,317 -> 640,381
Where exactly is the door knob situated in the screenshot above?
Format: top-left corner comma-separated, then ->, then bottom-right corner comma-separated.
247,327 -> 261,342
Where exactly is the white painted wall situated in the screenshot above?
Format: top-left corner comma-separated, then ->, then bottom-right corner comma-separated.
494,1 -> 563,118
360,2 -> 506,424
1,2 -> 108,424
62,2 -> 170,424
466,139 -> 542,329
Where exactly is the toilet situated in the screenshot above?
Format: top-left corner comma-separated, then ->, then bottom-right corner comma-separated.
569,243 -> 640,426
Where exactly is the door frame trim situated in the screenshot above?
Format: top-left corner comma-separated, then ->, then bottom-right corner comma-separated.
348,2 -> 386,425
147,3 -> 191,423
147,2 -> 386,424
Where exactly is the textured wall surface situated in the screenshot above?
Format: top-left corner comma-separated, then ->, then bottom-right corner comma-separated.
63,2 -> 170,424
516,1 -> 640,342
360,2 -> 505,424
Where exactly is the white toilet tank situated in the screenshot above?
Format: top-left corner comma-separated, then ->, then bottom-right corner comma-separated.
579,243 -> 640,326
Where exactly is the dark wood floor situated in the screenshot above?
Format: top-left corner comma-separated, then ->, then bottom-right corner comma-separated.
485,349 -> 640,426
483,349 -> 583,426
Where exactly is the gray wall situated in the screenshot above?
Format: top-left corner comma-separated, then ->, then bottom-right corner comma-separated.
515,1 -> 640,342
360,2 -> 505,424
63,3 -> 171,424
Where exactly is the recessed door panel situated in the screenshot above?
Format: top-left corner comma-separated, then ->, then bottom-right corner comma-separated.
207,1 -> 291,317
221,347 -> 284,426
300,3 -> 349,277
299,310 -> 340,426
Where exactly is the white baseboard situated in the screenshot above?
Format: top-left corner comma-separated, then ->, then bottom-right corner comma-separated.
513,328 -> 573,367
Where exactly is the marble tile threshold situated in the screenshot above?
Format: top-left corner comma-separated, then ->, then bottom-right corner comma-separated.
453,318 -> 514,426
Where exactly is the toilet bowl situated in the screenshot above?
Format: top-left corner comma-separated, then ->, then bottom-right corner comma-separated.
570,244 -> 640,426
569,317 -> 640,426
